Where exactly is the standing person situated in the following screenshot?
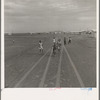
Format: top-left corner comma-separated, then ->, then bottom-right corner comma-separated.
12,39 -> 15,44
52,43 -> 56,55
39,40 -> 43,53
64,37 -> 66,45
57,39 -> 61,52
68,37 -> 71,44
53,37 -> 56,44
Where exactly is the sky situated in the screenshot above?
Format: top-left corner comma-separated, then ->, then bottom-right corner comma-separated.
4,0 -> 96,33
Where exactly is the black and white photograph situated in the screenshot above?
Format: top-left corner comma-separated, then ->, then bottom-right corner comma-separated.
4,0 -> 97,88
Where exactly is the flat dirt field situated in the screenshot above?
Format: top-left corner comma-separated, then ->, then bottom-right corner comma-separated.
5,33 -> 96,87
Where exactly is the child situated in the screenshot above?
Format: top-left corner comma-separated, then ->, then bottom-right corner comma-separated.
64,37 -> 66,45
39,40 -> 43,53
52,43 -> 56,55
68,37 -> 71,44
57,39 -> 61,51
12,39 -> 15,44
53,37 -> 56,44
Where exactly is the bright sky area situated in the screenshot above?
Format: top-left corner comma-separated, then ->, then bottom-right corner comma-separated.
4,0 -> 96,33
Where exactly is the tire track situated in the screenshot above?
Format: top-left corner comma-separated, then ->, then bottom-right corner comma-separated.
63,46 -> 85,87
55,47 -> 63,87
39,49 -> 52,87
14,49 -> 50,87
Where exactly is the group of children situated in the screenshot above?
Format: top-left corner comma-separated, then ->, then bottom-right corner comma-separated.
38,37 -> 71,54
52,37 -> 62,55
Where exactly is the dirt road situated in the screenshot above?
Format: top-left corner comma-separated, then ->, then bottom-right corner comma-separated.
5,33 -> 96,87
